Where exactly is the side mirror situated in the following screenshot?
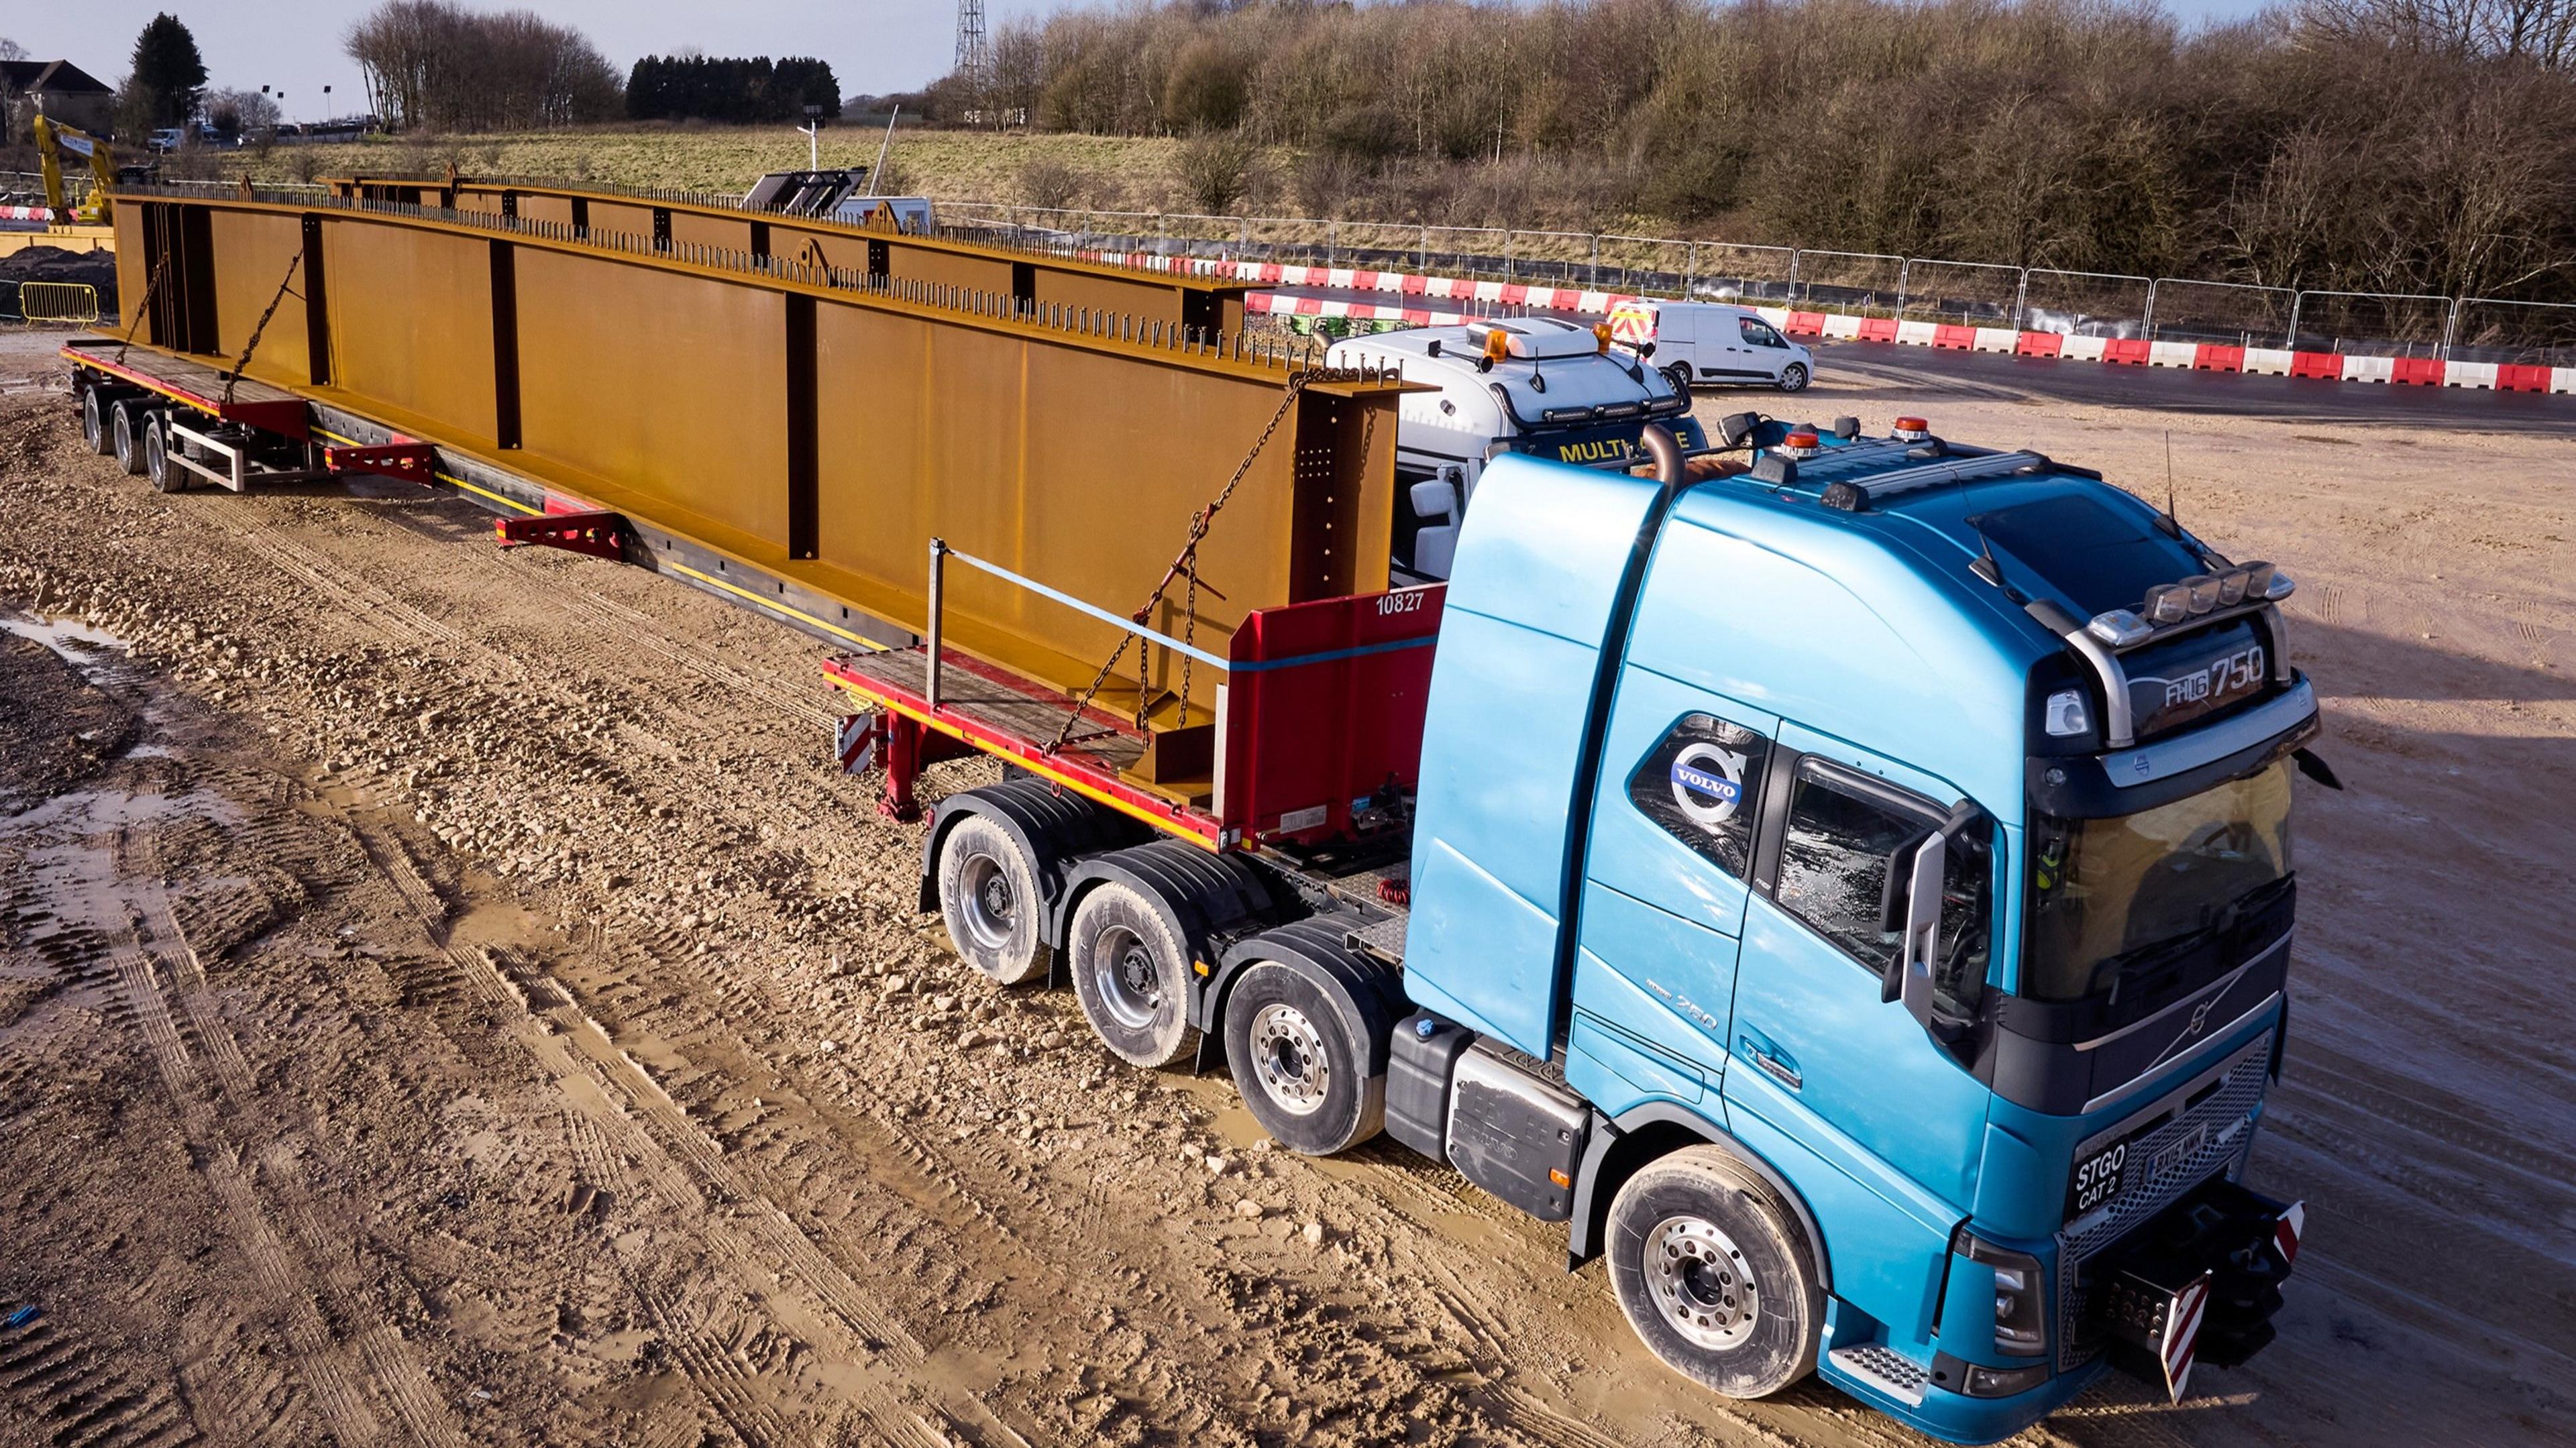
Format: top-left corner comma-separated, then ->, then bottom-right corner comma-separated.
1638,341 -> 1657,359
1882,832 -> 1945,1007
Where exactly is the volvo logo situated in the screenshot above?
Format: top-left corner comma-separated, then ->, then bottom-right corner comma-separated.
2184,995 -> 2218,1040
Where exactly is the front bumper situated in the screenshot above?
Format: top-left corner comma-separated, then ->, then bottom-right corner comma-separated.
2093,1176 -> 2304,1400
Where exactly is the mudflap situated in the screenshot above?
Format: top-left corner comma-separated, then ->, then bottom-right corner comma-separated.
2098,1178 -> 2304,1402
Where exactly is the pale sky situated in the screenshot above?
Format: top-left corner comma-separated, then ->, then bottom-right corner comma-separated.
3,1 -> 2269,123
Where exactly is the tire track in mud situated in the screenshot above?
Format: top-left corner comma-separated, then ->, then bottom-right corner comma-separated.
60,812 -> 442,1448
331,803 -> 1019,1448
0,1311 -> 204,1448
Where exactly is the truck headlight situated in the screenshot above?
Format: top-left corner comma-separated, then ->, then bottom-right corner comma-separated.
1955,1229 -> 2048,1357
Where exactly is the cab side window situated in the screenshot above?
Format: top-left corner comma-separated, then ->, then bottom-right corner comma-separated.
1772,761 -> 1991,1009
1739,317 -> 1787,349
1626,713 -> 1770,879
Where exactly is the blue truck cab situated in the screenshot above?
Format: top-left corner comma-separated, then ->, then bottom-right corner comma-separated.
1391,416 -> 2317,1440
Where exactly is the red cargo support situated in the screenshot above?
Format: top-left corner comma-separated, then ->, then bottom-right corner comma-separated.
2017,331 -> 2064,357
2193,345 -> 2244,373
1221,586 -> 1446,847
1932,325 -> 1976,351
2290,351 -> 2345,379
2390,357 -> 2446,386
1857,317 -> 1900,343
496,510 -> 629,560
2103,339 -> 2153,366
1784,311 -> 1828,337
2498,364 -> 2554,392
324,440 -> 439,482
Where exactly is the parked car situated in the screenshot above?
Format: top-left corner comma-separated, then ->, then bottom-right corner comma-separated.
1607,299 -> 1815,393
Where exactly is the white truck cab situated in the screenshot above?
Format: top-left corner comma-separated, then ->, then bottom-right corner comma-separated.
1324,317 -> 1703,583
1607,299 -> 1815,394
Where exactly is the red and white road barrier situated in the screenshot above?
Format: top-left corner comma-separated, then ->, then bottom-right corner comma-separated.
1,207 -> 56,222
1175,249 -> 2575,396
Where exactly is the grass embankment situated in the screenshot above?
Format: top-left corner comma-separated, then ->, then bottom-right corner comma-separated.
220,127 -> 1190,209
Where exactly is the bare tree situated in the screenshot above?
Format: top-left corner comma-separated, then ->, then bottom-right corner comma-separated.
345,0 -> 620,133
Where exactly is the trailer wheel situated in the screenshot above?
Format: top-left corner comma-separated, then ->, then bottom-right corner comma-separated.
1067,881 -> 1196,1068
934,814 -> 1049,986
111,400 -> 149,476
80,388 -> 114,454
1662,361 -> 1694,396
143,412 -> 180,494
1607,1145 -> 1821,1399
1223,962 -> 1385,1156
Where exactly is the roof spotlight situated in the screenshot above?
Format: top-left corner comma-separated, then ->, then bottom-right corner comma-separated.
2183,575 -> 2222,614
2217,567 -> 2251,607
2144,583 -> 2191,624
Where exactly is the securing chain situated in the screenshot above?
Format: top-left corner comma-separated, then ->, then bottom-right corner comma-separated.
1046,363 -> 1368,755
222,251 -> 305,406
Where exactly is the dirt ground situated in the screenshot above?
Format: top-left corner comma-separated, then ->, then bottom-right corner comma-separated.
0,326 -> 2569,1448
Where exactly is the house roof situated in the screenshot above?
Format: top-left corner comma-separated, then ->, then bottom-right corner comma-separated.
0,60 -> 115,97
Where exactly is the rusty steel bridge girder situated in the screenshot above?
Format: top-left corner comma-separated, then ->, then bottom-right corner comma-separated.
105,183 -> 1413,806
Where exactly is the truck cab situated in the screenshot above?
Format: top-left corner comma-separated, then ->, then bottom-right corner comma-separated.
1607,298 -> 1816,396
1324,317 -> 1703,583
1393,419 -> 2313,1439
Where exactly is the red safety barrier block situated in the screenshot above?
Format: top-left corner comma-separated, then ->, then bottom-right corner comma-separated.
1352,270 -> 1382,290
1784,311 -> 1829,337
1499,283 -> 1528,304
2290,351 -> 2345,379
2390,357 -> 2446,386
1858,317 -> 1900,342
2017,331 -> 2065,357
1399,272 -> 1428,295
2102,339 -> 2152,366
1933,325 -> 1976,351
2497,364 -> 2554,392
2192,345 -> 2244,373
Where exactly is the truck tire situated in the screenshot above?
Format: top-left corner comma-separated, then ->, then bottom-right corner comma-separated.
1607,1145 -> 1821,1399
1776,361 -> 1810,393
934,814 -> 1049,985
1223,960 -> 1386,1156
1662,361 -> 1694,396
80,387 -> 114,454
111,400 -> 148,476
144,412 -> 180,494
1067,880 -> 1196,1068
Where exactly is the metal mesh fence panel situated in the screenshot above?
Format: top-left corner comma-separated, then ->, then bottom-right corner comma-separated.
1686,243 -> 1799,304
2021,270 -> 2151,337
1334,221 -> 1429,273
1897,260 -> 2021,326
1244,215 -> 1332,266
2147,280 -> 2294,347
1794,250 -> 1903,311
2448,298 -> 2576,368
2289,291 -> 2449,357
1595,235 -> 1693,297
1425,227 -> 1511,280
1505,229 -> 1593,284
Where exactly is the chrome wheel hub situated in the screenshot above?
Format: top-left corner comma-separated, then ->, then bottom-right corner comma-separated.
1250,1002 -> 1330,1116
1646,1215 -> 1758,1350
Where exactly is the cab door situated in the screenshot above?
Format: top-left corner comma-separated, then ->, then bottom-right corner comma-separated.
1568,665 -> 1777,1105
1721,726 -> 1996,1329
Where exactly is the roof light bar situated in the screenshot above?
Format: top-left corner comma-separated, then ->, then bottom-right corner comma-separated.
1892,416 -> 1931,441
1779,429 -> 1822,459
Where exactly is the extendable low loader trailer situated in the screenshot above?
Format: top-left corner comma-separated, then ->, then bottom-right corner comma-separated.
70,177 -> 2328,1443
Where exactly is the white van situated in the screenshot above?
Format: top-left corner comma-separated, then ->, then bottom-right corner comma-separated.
1606,300 -> 1814,394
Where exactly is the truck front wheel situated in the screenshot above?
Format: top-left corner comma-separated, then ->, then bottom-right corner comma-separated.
934,815 -> 1049,985
1607,1146 -> 1821,1398
1223,962 -> 1385,1156
1067,882 -> 1195,1068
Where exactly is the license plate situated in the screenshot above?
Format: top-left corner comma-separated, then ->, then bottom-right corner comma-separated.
2068,1135 -> 2131,1219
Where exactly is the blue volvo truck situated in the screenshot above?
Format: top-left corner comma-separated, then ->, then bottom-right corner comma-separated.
837,414 -> 2323,1443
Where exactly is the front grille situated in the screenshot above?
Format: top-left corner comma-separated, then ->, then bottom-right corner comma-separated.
2055,1032 -> 2272,1370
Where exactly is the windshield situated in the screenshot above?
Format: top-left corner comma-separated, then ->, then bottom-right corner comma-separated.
2023,761 -> 2292,1001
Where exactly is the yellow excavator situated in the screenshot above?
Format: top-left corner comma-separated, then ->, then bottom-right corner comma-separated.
32,113 -> 152,225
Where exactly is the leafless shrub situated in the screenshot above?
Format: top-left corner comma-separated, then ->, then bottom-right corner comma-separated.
1016,156 -> 1087,209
